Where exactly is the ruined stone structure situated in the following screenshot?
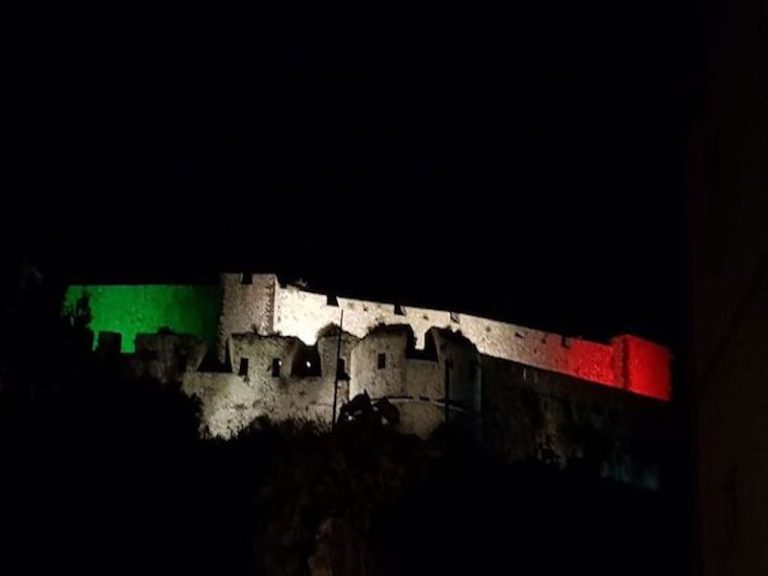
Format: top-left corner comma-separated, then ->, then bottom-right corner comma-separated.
69,273 -> 672,485
184,327 -> 357,438
129,333 -> 208,385
215,273 -> 670,396
182,319 -> 482,440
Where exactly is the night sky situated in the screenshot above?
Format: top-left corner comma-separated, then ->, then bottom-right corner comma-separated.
5,2 -> 704,348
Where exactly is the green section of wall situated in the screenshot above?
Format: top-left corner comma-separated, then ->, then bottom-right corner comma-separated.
64,285 -> 221,352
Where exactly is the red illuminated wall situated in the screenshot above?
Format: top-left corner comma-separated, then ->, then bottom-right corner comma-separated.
564,339 -> 617,388
532,334 -> 670,401
610,335 -> 671,400
217,274 -> 672,402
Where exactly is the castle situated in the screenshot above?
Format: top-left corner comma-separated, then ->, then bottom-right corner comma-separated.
66,273 -> 671,485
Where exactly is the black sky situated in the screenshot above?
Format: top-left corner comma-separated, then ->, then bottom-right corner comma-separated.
4,2 -> 704,347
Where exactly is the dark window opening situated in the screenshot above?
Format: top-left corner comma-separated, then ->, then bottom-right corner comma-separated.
336,358 -> 350,382
409,331 -> 438,361
271,358 -> 281,377
450,311 -> 460,323
394,303 -> 406,316
336,357 -> 351,380
327,294 -> 339,306
377,353 -> 386,369
292,346 -> 321,377
241,272 -> 253,285
515,332 -> 524,338
561,335 -> 571,348
239,357 -> 249,377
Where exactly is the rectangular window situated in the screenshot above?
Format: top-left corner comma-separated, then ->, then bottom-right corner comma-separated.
377,353 -> 386,369
335,357 -> 350,380
271,358 -> 281,377
241,272 -> 253,285
239,357 -> 249,377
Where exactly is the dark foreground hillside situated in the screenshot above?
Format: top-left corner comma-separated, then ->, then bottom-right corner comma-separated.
2,376 -> 685,576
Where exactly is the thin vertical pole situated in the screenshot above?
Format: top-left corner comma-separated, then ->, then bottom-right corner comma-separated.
332,309 -> 344,428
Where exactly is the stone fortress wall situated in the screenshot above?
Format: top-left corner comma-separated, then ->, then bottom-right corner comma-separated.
185,320 -> 482,440
80,272 -> 671,485
181,273 -> 670,446
185,328 -> 357,438
218,273 -> 671,401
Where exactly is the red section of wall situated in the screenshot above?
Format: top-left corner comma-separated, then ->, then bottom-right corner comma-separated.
550,334 -> 671,400
565,340 -> 617,388
522,334 -> 670,400
613,335 -> 672,400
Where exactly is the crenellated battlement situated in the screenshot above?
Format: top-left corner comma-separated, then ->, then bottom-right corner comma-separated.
217,273 -> 671,401
65,274 -> 670,485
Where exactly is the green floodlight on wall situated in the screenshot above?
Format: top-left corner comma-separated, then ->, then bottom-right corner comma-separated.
63,285 -> 221,353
